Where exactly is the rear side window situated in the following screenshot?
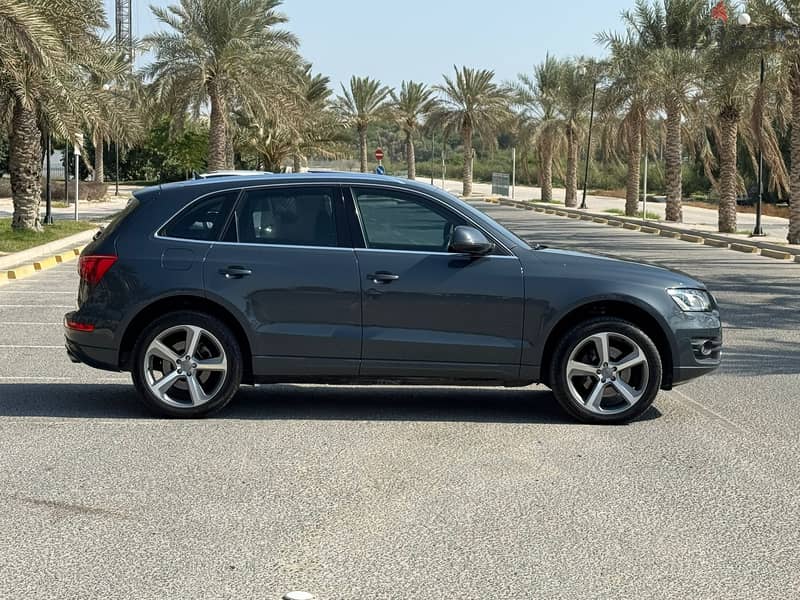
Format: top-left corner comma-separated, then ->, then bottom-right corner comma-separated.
161,191 -> 239,241
233,186 -> 339,247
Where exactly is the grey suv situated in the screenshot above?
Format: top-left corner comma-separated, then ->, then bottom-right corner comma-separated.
65,173 -> 722,423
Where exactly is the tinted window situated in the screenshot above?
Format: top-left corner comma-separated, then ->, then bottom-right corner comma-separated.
235,186 -> 339,247
353,187 -> 467,252
162,192 -> 238,241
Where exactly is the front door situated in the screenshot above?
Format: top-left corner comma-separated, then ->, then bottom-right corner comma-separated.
349,186 -> 525,380
204,184 -> 361,378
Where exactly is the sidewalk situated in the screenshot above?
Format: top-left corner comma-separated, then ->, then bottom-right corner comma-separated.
428,177 -> 791,245
0,185 -> 138,223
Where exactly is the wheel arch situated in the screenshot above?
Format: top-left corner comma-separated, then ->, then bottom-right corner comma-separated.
118,294 -> 254,384
539,298 -> 675,389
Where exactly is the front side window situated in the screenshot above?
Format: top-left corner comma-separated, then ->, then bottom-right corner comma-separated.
161,191 -> 238,241
352,187 -> 467,252
234,186 -> 339,247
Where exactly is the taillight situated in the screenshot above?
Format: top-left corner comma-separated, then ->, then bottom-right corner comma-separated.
65,319 -> 95,332
78,255 -> 117,285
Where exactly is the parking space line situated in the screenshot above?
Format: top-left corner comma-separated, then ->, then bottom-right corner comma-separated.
668,388 -> 751,435
0,305 -> 73,308
0,291 -> 75,294
0,322 -> 63,325
0,345 -> 64,349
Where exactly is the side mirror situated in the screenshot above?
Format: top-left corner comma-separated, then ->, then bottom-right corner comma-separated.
448,226 -> 494,256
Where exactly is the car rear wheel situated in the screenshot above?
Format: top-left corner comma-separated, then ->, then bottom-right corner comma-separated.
549,317 -> 663,424
131,311 -> 242,418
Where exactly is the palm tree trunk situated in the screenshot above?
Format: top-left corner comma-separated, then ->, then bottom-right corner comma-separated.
93,131 -> 104,183
565,126 -> 578,207
292,153 -> 302,173
789,73 -> 800,244
9,100 -> 43,232
665,96 -> 683,222
462,126 -> 473,197
541,144 -> 553,202
717,112 -> 738,234
358,126 -> 368,173
406,131 -> 415,180
207,79 -> 227,172
626,111 -> 642,217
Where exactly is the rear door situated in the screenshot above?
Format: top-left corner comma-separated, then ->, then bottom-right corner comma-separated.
203,184 -> 361,378
348,186 -> 525,380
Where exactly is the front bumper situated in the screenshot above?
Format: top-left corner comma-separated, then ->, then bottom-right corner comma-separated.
667,312 -> 723,387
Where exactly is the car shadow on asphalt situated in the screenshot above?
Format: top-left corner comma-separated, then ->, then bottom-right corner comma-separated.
0,383 -> 662,424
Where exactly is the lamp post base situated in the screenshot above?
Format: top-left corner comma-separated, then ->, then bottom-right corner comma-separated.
749,229 -> 767,237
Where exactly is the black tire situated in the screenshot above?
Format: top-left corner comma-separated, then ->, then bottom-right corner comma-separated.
131,310 -> 243,418
548,317 -> 663,424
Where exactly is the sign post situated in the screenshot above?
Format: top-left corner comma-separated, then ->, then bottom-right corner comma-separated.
374,147 -> 385,175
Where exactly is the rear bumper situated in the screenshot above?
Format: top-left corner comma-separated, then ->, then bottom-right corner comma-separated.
65,331 -> 120,373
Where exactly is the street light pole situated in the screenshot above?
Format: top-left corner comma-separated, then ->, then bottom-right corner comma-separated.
115,141 -> 120,196
44,131 -> 53,225
430,132 -> 435,186
752,54 -> 766,237
580,78 -> 597,210
739,12 -> 767,237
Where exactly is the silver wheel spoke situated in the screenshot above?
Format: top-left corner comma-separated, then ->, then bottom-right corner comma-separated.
591,333 -> 611,365
184,326 -> 203,359
149,340 -> 179,365
186,376 -> 210,406
585,381 -> 607,410
195,357 -> 227,372
153,370 -> 181,397
614,349 -> 645,373
568,360 -> 598,378
611,378 -> 639,406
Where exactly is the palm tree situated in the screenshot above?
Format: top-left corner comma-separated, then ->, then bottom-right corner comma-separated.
0,0 -> 138,231
621,0 -> 712,222
335,76 -> 392,173
598,32 -> 660,216
556,58 -> 600,207
432,66 -> 509,197
145,0 -> 300,172
391,81 -> 437,179
514,55 -> 564,202
292,69 -> 334,172
747,0 -> 800,244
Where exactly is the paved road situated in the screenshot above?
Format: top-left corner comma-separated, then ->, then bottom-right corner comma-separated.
0,205 -> 798,599
432,177 -> 791,243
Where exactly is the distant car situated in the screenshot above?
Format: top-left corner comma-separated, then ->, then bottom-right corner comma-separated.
193,170 -> 272,179
65,173 -> 722,424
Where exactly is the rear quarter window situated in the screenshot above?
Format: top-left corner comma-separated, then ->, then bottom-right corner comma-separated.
160,191 -> 239,241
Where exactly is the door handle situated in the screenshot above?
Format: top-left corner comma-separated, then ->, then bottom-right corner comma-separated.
368,271 -> 400,284
220,266 -> 253,279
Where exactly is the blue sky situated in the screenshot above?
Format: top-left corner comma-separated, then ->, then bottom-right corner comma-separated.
102,0 -> 632,90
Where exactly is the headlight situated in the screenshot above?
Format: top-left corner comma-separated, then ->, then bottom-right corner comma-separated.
667,288 -> 712,312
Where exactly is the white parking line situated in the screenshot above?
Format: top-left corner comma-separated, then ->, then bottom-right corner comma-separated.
0,345 -> 64,349
0,376 -> 128,381
0,322 -> 63,325
0,291 -> 75,294
0,305 -> 74,308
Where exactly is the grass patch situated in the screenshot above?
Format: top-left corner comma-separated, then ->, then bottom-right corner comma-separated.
0,218 -> 97,253
604,208 -> 661,220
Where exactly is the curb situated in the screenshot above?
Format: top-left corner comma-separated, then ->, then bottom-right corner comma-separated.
490,199 -> 799,264
1,246 -> 84,284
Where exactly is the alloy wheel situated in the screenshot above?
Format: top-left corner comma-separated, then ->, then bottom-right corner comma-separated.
143,325 -> 228,408
565,331 -> 650,416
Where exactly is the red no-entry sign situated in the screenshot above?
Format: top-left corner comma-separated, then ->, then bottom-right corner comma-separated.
375,148 -> 384,161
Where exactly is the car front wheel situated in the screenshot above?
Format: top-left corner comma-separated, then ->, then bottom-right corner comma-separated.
131,311 -> 243,418
549,317 -> 663,424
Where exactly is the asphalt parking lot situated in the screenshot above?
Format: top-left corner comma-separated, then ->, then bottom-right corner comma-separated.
1,204 -> 798,599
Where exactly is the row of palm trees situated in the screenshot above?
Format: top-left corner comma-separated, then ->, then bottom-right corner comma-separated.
1,0 -> 799,244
